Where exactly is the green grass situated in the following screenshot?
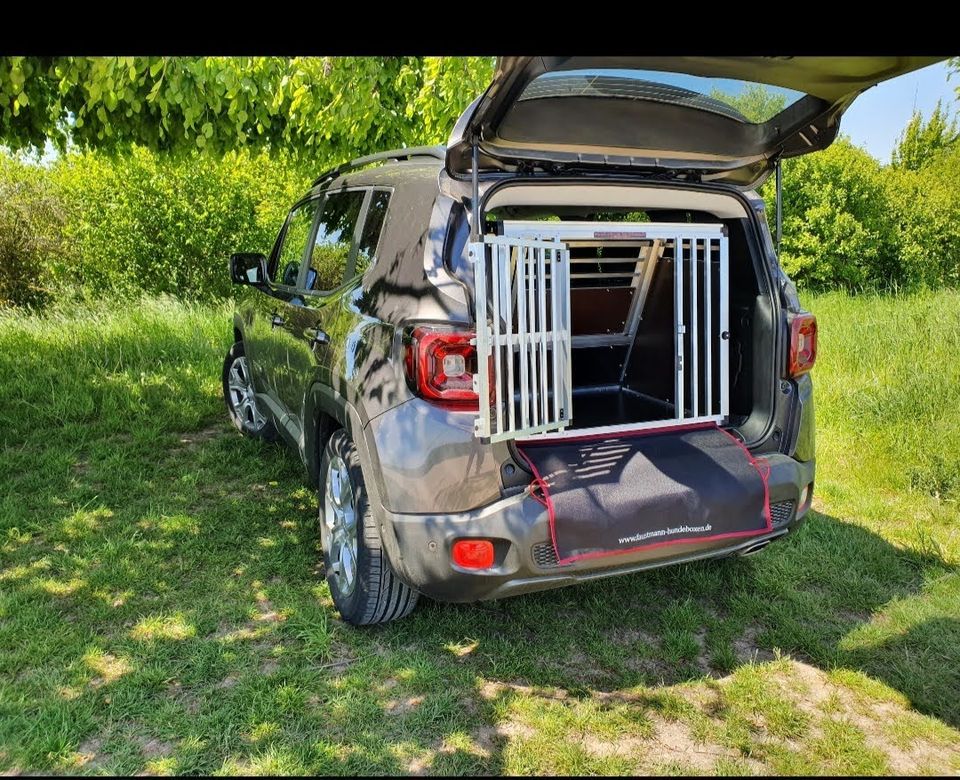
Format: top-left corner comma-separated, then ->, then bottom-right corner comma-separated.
1,292 -> 959,775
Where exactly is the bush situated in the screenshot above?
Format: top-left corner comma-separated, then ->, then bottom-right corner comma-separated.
885,146 -> 960,289
50,147 -> 310,301
0,147 -> 311,306
772,140 -> 897,290
0,156 -> 66,308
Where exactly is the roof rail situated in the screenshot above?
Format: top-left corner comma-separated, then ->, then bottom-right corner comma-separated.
311,145 -> 445,187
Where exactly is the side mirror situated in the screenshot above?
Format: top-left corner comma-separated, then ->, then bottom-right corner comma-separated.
230,253 -> 268,286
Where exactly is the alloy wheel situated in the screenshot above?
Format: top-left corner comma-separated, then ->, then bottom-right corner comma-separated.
227,355 -> 266,431
323,454 -> 359,597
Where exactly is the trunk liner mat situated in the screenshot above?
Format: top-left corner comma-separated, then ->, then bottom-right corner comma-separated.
517,423 -> 771,564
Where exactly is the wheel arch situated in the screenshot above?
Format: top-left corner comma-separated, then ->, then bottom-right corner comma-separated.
232,311 -> 245,345
304,382 -> 413,590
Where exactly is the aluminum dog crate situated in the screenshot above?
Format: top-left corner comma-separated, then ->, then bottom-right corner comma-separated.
470,221 -> 729,443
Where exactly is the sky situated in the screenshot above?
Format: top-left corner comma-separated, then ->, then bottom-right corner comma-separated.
841,60 -> 957,163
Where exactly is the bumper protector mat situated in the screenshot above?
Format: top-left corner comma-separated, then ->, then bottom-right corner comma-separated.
517,423 -> 771,565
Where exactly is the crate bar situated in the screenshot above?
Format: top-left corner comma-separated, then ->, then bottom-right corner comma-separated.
504,246 -> 516,433
550,247 -> 560,424
690,239 -> 699,419
705,239 -> 713,416
516,414 -> 724,443
471,242 -> 491,438
517,245 -> 530,431
534,249 -> 550,423
526,247 -> 538,429
674,236 -> 685,421
491,243 -> 505,438
719,236 -> 730,420
560,239 -> 573,429
502,221 -> 727,242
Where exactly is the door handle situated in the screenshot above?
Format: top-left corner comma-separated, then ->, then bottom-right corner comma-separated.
270,312 -> 285,329
304,327 -> 330,347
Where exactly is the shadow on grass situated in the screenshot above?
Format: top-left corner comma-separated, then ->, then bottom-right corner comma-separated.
2,415 -> 958,773
384,509 -> 957,714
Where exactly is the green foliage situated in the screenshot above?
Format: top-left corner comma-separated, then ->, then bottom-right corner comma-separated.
885,145 -> 960,288
0,155 -> 65,307
711,83 -> 787,122
0,57 -> 494,160
0,147 -> 310,306
774,140 -> 896,289
892,100 -> 957,170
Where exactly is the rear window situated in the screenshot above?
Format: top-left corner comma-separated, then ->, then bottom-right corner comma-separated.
355,190 -> 391,276
519,69 -> 804,124
306,190 -> 365,292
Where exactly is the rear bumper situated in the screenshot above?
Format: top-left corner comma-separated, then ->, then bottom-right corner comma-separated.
381,453 -> 815,602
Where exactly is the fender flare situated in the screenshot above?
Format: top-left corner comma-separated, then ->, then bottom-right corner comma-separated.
303,383 -> 416,590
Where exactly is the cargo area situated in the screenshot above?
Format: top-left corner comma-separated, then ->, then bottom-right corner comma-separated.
468,184 -> 775,443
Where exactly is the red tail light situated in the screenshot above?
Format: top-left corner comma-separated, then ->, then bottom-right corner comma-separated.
404,327 -> 480,409
789,312 -> 817,377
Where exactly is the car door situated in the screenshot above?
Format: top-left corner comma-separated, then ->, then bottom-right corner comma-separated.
275,188 -> 369,442
245,197 -> 322,436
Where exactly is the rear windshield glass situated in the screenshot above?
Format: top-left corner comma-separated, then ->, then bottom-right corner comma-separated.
519,69 -> 805,124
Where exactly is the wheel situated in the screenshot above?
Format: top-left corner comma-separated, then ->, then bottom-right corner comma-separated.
319,429 -> 419,625
222,341 -> 278,440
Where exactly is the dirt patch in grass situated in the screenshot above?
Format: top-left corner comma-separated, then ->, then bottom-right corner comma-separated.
773,660 -> 959,774
605,627 -> 661,648
385,695 -> 425,716
171,424 -> 226,451
73,736 -> 105,770
479,680 -> 569,702
134,736 -> 174,760
544,650 -> 610,686
732,624 -> 775,664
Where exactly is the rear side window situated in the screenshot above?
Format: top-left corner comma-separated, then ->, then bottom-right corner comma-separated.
306,190 -> 365,292
354,190 -> 391,276
272,200 -> 320,286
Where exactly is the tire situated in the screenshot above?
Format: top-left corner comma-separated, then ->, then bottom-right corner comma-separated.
222,341 -> 278,441
319,428 -> 419,625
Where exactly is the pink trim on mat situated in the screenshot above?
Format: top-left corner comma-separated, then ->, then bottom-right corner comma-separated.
515,448 -> 561,558
516,422 -> 772,565
716,426 -> 773,532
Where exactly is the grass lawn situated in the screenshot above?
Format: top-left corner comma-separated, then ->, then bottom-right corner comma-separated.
0,292 -> 958,776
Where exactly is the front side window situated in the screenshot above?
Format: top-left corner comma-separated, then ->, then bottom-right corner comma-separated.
354,190 -> 392,276
305,190 -> 365,292
272,200 -> 320,286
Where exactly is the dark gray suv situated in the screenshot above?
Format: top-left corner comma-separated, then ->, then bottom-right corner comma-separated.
223,57 -> 935,624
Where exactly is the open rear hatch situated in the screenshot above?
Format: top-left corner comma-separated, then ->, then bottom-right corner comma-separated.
456,56 -> 938,565
447,56 -> 940,186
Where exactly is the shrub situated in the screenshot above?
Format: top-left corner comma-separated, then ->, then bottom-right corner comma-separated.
885,146 -> 960,289
50,147 -> 310,301
773,140 -> 897,290
0,156 -> 66,308
0,146 -> 311,306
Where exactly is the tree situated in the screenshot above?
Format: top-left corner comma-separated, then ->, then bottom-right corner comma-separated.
0,57 -> 495,162
710,83 -> 787,123
892,100 -> 958,170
